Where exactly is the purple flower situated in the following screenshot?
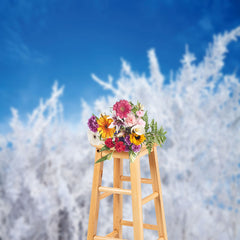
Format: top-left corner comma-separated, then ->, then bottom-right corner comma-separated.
125,135 -> 131,146
124,145 -> 130,152
132,144 -> 141,152
113,115 -> 124,126
88,115 -> 99,132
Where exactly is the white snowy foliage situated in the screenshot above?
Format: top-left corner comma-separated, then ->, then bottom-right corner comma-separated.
0,27 -> 240,240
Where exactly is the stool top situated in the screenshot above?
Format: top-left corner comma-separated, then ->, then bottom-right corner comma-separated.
93,143 -> 157,159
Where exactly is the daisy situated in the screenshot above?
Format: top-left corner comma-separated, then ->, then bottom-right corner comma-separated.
87,130 -> 103,146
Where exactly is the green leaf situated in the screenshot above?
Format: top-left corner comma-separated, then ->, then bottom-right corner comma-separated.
150,119 -> 155,132
155,135 -> 161,146
106,152 -> 113,160
93,114 -> 99,120
131,105 -> 138,115
99,145 -> 110,152
142,111 -> 148,121
154,121 -> 158,133
129,151 -> 139,163
95,152 -> 113,164
143,111 -> 149,132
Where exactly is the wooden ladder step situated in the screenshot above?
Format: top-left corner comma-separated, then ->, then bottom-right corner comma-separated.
94,236 -> 127,240
99,186 -> 132,195
120,175 -> 152,184
105,230 -> 117,237
120,220 -> 158,231
99,192 -> 113,200
142,192 -> 159,205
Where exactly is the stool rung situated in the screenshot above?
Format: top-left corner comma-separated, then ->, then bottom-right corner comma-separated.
94,236 -> 126,240
158,238 -> 165,240
142,192 -> 159,205
120,220 -> 158,231
99,192 -> 112,200
105,230 -> 118,237
120,175 -> 152,184
99,186 -> 132,195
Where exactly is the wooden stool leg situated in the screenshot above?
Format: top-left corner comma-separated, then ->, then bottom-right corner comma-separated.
87,150 -> 104,240
130,157 -> 144,240
149,147 -> 168,240
113,158 -> 123,238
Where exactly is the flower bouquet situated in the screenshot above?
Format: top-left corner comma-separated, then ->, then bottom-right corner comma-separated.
87,100 -> 167,163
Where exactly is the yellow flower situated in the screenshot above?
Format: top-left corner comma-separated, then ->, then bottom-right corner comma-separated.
97,115 -> 115,139
129,132 -> 146,145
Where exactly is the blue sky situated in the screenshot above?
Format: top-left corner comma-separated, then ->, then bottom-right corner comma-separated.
0,0 -> 240,130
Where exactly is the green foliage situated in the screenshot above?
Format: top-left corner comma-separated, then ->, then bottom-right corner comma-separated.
95,146 -> 112,164
130,100 -> 142,116
95,151 -> 113,164
99,145 -> 110,152
142,111 -> 149,132
129,150 -> 139,163
144,117 -> 167,154
93,114 -> 99,120
145,131 -> 155,155
129,101 -> 134,107
131,105 -> 139,115
155,126 -> 167,147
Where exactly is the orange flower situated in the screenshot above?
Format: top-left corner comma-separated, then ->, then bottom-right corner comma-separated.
97,115 -> 115,139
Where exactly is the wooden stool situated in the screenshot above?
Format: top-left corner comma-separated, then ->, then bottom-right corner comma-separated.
87,144 -> 168,240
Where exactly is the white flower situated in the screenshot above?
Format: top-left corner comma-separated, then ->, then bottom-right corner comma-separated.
87,130 -> 103,146
131,125 -> 145,135
116,131 -> 125,137
139,103 -> 144,111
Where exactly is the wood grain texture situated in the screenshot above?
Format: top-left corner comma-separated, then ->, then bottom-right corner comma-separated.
105,230 -> 118,237
149,146 -> 168,240
120,175 -> 152,184
120,220 -> 158,231
99,186 -> 131,195
113,158 -> 123,238
87,145 -> 168,240
94,236 -> 127,240
130,157 -> 144,240
87,150 -> 104,240
142,192 -> 159,205
99,192 -> 113,200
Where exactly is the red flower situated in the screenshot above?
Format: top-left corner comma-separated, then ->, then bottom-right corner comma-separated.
115,141 -> 125,152
105,138 -> 115,148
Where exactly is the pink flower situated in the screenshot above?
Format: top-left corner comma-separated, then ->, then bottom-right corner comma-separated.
137,118 -> 146,127
136,110 -> 144,117
125,112 -> 137,127
113,100 -> 132,119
